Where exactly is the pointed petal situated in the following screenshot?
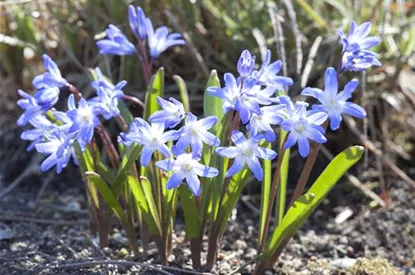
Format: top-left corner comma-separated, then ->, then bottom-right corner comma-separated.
247,157 -> 263,181
166,171 -> 185,189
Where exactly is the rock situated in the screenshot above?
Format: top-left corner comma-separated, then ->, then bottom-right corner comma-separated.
329,258 -> 357,269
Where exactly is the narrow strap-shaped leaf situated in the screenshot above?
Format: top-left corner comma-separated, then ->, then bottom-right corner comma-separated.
258,142 -> 272,246
276,129 -> 290,224
85,172 -> 126,222
173,75 -> 190,112
144,67 -> 164,120
203,70 -> 223,135
112,145 -> 142,197
217,167 -> 250,235
261,145 -> 364,259
178,186 -> 200,239
126,174 -> 162,236
261,193 -> 315,259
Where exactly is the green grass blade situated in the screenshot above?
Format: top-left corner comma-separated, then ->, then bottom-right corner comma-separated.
261,145 -> 364,259
144,67 -> 164,120
173,75 -> 190,112
295,0 -> 329,30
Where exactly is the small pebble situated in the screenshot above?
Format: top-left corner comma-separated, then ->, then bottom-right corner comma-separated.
33,255 -> 42,263
168,254 -> 176,262
234,240 -> 247,250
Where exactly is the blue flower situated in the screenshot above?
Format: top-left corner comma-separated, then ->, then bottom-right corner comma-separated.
21,116 -> 55,151
66,94 -> 100,151
172,113 -> 220,157
237,50 -> 256,78
247,104 -> 286,142
89,87 -> 124,120
32,54 -> 68,89
207,73 -> 261,124
252,49 -> 293,89
216,131 -> 277,181
280,101 -> 328,158
149,97 -> 186,128
341,50 -> 381,72
339,21 -> 381,53
35,127 -> 77,174
17,87 -> 59,126
302,67 -> 366,130
96,24 -> 136,55
88,68 -> 126,120
128,5 -> 148,40
119,118 -> 178,166
90,67 -> 127,92
338,21 -> 381,72
156,153 -> 218,196
147,20 -> 185,59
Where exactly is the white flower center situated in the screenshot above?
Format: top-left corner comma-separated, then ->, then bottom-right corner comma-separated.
295,123 -> 305,133
182,163 -> 192,171
242,148 -> 251,156
151,137 -> 158,145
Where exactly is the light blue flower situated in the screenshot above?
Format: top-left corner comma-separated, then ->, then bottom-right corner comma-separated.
338,21 -> 381,72
90,67 -> 127,92
252,49 -> 293,89
216,131 -> 277,181
96,24 -> 136,55
119,118 -> 178,166
237,50 -> 256,78
172,113 -> 220,157
17,87 -> 59,126
147,20 -> 185,59
156,153 -> 218,196
280,102 -> 328,158
21,116 -> 55,151
302,67 -> 366,130
149,97 -> 186,128
128,5 -> 148,40
338,21 -> 381,53
89,87 -> 124,120
35,128 -> 76,174
247,104 -> 286,142
341,50 -> 381,72
32,54 -> 68,89
207,73 -> 261,124
66,94 -> 100,151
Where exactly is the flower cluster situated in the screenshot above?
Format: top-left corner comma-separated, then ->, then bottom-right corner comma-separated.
339,21 -> 381,72
17,15 -> 379,198
17,56 -> 128,173
97,5 -> 185,59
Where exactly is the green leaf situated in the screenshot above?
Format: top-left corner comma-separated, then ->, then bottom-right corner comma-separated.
112,145 -> 142,198
261,145 -> 364,259
173,75 -> 190,112
126,175 -> 162,236
203,70 -> 223,135
178,186 -> 200,239
144,67 -> 164,120
216,167 -> 250,235
261,193 -> 315,259
258,142 -> 271,246
276,129 -> 290,224
85,172 -> 126,222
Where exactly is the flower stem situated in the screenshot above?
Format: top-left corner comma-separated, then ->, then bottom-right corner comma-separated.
288,120 -> 328,207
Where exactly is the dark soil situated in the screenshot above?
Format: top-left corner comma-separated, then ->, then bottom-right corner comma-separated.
1,128 -> 414,275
